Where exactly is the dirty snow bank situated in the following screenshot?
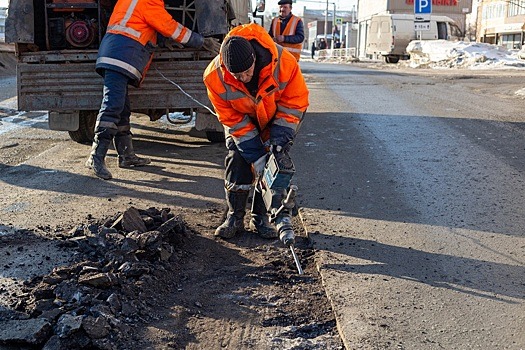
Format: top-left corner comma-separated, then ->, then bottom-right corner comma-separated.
406,40 -> 525,69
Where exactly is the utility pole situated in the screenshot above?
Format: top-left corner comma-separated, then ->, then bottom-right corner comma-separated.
324,0 -> 337,49
324,0 -> 328,43
331,2 -> 336,49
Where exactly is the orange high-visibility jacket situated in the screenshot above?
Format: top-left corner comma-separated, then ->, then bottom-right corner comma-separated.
96,0 -> 202,86
203,23 -> 309,163
107,0 -> 194,46
270,14 -> 303,61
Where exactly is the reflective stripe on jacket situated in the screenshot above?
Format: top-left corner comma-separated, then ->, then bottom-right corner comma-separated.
203,23 -> 309,163
107,0 -> 193,46
96,33 -> 151,87
96,0 -> 202,87
270,15 -> 303,61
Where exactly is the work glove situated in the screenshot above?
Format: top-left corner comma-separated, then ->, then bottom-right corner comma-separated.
165,38 -> 183,51
272,142 -> 294,172
202,37 -> 221,55
252,154 -> 267,178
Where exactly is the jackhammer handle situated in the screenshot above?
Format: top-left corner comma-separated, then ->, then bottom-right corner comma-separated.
283,185 -> 298,209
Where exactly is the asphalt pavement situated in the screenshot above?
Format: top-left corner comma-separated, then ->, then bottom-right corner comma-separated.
294,60 -> 525,349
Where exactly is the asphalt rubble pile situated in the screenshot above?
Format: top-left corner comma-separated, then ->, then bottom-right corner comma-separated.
0,206 -> 189,349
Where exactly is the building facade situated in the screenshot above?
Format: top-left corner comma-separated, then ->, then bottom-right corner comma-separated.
357,0 -> 473,58
301,8 -> 355,50
299,8 -> 355,50
477,0 -> 525,49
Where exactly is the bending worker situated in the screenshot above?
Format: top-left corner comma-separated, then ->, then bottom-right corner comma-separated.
268,0 -> 305,61
86,0 -> 221,180
203,23 -> 309,239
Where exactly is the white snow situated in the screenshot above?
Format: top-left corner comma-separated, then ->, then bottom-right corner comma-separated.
0,113 -> 48,135
158,112 -> 195,129
515,88 -> 525,97
406,40 -> 525,70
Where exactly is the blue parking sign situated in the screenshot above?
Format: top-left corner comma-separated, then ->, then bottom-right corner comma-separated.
414,0 -> 432,14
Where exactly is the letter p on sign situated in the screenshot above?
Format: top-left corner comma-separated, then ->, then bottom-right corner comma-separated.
415,0 -> 431,14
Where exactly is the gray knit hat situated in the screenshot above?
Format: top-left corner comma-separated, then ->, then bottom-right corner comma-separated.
221,36 -> 255,73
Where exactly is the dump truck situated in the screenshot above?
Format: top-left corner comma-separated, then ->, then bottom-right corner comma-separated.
5,0 -> 264,143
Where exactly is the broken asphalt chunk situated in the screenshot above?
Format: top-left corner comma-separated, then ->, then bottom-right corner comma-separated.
0,318 -> 52,345
78,273 -> 118,288
120,207 -> 147,233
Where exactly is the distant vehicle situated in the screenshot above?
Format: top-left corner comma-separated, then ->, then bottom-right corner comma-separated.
315,34 -> 341,50
316,34 -> 333,47
366,13 -> 462,64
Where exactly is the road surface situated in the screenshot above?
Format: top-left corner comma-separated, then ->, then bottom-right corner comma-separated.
0,60 -> 524,349
295,61 -> 525,349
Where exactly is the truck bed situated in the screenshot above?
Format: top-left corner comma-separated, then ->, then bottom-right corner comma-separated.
17,49 -> 213,112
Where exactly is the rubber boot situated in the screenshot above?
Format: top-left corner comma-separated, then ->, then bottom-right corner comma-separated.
85,133 -> 113,180
215,191 -> 249,239
114,133 -> 151,168
249,190 -> 278,239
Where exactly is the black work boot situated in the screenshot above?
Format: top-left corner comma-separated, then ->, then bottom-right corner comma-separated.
215,191 -> 249,239
249,191 -> 278,239
85,132 -> 113,180
114,132 -> 151,168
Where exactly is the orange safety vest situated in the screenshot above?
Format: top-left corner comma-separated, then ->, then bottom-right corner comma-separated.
106,0 -> 193,46
270,15 -> 303,61
203,23 -> 308,159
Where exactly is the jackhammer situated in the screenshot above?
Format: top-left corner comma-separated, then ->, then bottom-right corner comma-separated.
256,149 -> 303,274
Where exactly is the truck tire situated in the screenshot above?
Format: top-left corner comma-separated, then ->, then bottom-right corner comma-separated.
205,130 -> 225,143
385,55 -> 399,64
68,111 -> 97,144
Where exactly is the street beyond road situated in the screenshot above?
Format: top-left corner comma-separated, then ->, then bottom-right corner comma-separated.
296,61 -> 525,349
0,54 -> 524,349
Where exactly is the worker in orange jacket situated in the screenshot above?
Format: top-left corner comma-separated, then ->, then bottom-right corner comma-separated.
86,0 -> 220,180
203,23 -> 309,239
268,0 -> 305,61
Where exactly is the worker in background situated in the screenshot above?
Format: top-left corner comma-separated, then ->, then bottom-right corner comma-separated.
86,0 -> 221,180
203,23 -> 309,239
268,0 -> 304,61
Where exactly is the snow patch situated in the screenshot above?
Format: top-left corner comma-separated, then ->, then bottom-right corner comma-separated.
0,113 -> 48,135
515,88 -> 525,97
406,40 -> 525,70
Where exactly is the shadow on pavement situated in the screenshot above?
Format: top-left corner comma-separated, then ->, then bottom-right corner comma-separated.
314,233 -> 525,302
295,112 -> 525,237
